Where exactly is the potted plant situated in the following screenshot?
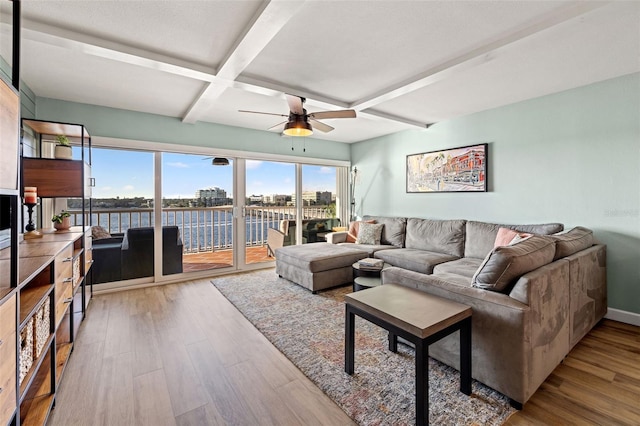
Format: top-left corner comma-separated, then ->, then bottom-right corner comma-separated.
52,210 -> 71,231
54,135 -> 73,160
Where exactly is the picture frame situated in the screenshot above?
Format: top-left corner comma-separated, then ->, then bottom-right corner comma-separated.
406,143 -> 488,193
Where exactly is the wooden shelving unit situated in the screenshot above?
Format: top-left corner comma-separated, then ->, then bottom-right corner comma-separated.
1,8 -> 95,425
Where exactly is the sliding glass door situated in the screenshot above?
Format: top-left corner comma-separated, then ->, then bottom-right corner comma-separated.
243,160 -> 295,266
161,153 -> 235,275
88,142 -> 348,287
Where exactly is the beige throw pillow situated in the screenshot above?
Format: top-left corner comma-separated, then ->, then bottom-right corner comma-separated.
346,220 -> 376,243
356,222 -> 384,245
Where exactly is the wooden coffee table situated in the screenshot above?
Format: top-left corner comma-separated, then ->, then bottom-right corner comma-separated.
344,284 -> 472,426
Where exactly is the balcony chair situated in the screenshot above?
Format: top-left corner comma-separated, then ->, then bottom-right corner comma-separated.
267,220 -> 305,257
91,227 -> 124,284
121,226 -> 184,280
266,218 -> 340,256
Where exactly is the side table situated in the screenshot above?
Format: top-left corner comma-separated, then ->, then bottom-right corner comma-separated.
345,284 -> 472,425
352,261 -> 389,291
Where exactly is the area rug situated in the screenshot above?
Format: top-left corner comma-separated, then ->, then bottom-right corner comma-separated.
212,269 -> 515,425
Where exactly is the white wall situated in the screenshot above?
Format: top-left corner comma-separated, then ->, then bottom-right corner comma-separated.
351,72 -> 640,316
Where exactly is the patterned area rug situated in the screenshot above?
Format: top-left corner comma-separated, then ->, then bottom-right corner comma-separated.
212,269 -> 515,425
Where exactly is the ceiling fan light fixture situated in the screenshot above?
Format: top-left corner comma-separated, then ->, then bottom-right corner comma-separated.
211,157 -> 230,166
283,120 -> 313,137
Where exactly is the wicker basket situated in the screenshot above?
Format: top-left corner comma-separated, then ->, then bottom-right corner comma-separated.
34,300 -> 50,358
19,317 -> 34,384
73,256 -> 81,287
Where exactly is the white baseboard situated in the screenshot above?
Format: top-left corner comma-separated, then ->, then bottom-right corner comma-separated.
605,308 -> 640,327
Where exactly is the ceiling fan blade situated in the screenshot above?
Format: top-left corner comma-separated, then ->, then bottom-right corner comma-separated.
285,94 -> 304,115
309,119 -> 334,133
268,120 -> 287,132
309,109 -> 356,120
238,110 -> 288,117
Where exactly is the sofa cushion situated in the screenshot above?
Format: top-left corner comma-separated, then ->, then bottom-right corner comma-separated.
275,243 -> 368,272
373,248 -> 458,274
404,218 -> 466,257
337,242 -> 397,256
465,221 -> 564,259
356,222 -> 384,245
432,257 -> 483,278
346,219 -> 375,243
472,235 -> 556,292
362,216 -> 407,247
551,226 -> 594,260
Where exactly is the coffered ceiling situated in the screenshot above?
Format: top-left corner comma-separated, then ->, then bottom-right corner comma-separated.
1,1 -> 639,143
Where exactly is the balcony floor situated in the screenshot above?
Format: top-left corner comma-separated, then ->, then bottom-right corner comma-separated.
182,245 -> 273,272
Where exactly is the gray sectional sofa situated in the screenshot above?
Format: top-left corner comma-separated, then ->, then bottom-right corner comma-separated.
322,215 -> 607,408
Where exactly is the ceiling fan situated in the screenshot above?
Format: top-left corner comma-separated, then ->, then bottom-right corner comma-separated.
239,94 -> 356,136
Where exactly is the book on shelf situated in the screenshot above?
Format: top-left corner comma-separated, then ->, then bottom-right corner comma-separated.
358,258 -> 384,269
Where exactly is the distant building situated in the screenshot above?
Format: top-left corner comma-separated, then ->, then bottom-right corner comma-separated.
264,194 -> 287,205
247,194 -> 263,205
291,191 -> 333,206
195,187 -> 227,199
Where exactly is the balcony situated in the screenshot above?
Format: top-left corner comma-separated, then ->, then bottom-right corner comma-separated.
70,205 -> 336,281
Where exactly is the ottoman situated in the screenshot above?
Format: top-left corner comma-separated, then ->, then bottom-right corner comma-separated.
275,243 -> 369,293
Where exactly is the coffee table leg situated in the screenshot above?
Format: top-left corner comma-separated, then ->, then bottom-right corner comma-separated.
460,317 -> 472,395
345,305 -> 355,375
415,340 -> 428,426
388,332 -> 398,352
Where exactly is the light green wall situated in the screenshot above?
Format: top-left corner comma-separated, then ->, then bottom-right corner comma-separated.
351,72 -> 640,315
1,56 -> 36,119
35,98 -> 350,162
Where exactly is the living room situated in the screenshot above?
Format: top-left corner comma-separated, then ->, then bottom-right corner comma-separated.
1,1 -> 639,425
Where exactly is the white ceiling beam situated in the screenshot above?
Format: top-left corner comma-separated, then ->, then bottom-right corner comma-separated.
351,1 -> 611,111
14,5 -> 425,130
20,18 -> 218,83
233,76 -> 424,128
181,0 -> 307,124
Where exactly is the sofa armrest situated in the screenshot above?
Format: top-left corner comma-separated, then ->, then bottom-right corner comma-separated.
326,231 -> 348,244
92,236 -> 124,246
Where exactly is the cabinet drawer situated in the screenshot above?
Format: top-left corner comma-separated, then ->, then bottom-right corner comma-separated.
55,281 -> 73,326
0,325 -> 16,426
0,295 -> 16,336
85,233 -> 93,268
55,245 -> 74,286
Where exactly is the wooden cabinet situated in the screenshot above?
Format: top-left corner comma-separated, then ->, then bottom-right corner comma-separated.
6,229 -> 90,425
0,294 -> 17,426
22,158 -> 85,198
0,78 -> 19,191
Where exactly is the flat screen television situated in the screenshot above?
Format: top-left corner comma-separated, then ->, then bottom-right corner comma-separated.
0,195 -> 11,250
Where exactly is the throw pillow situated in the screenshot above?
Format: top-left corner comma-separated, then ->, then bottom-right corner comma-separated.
91,225 -> 111,240
346,220 -> 376,243
472,235 -> 556,292
356,222 -> 384,245
494,227 -> 532,248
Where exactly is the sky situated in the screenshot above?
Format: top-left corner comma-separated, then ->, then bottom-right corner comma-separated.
90,147 -> 337,199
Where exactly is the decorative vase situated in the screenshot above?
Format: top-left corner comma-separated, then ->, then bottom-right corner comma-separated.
54,145 -> 73,160
54,217 -> 71,231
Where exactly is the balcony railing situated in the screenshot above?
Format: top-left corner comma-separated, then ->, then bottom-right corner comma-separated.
70,206 -> 334,253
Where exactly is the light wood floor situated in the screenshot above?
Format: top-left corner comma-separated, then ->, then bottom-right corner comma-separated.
47,277 -> 354,426
48,277 -> 640,425
506,319 -> 640,425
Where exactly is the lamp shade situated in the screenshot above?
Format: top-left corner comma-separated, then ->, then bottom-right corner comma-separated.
283,120 -> 313,137
211,157 -> 230,166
